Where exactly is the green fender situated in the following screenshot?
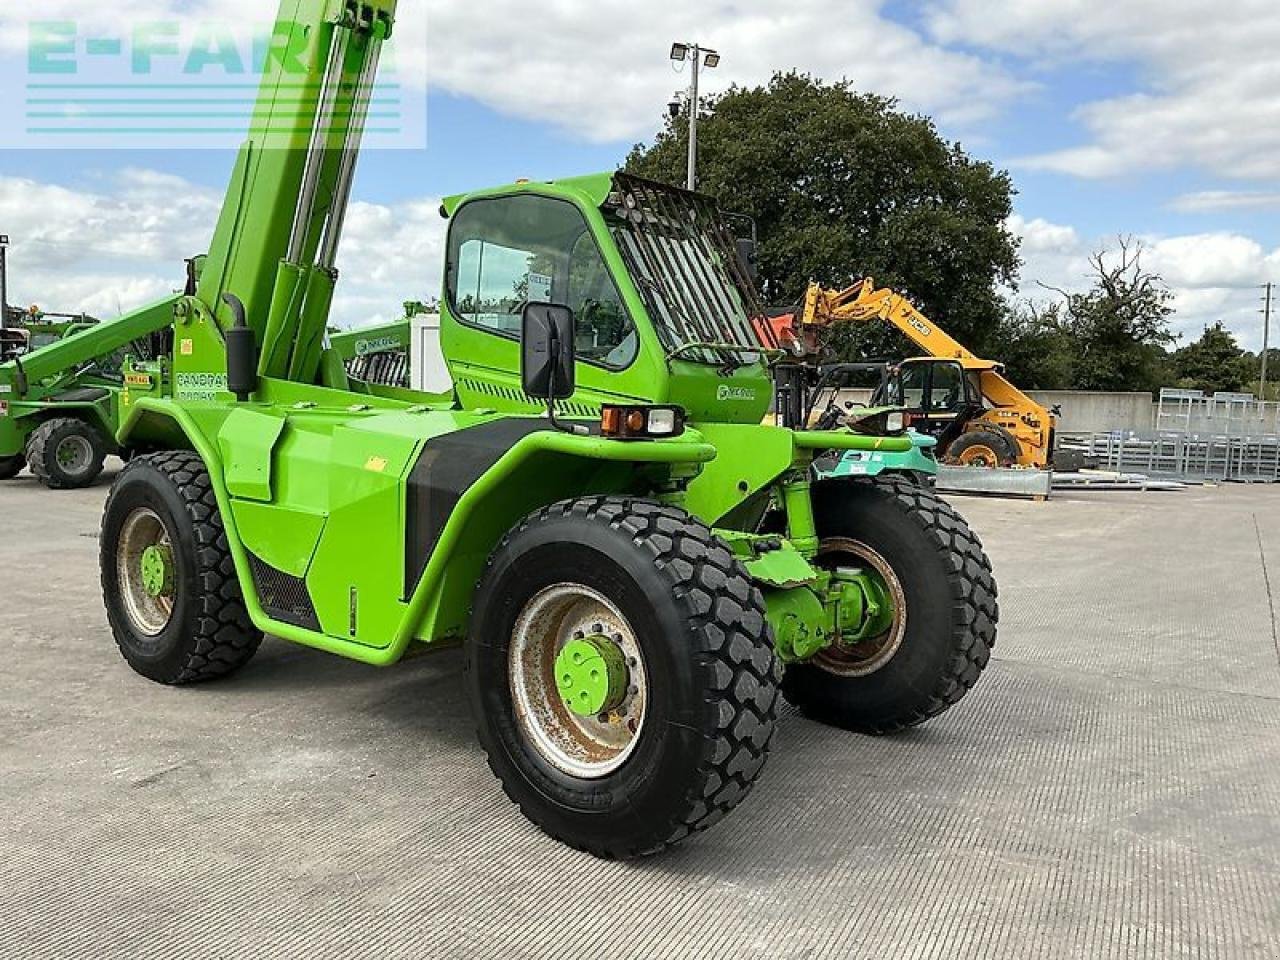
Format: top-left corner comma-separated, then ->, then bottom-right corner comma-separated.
1,397 -> 120,458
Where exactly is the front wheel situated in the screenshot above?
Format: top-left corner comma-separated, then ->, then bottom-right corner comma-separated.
467,497 -> 782,858
783,476 -> 998,733
100,451 -> 262,684
944,426 -> 1019,468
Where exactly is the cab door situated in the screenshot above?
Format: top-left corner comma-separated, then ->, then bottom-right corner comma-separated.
881,360 -> 978,440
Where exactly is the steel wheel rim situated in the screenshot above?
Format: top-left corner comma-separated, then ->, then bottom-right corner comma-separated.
956,443 -> 998,467
509,584 -> 648,779
117,507 -> 176,637
55,435 -> 93,475
813,537 -> 908,677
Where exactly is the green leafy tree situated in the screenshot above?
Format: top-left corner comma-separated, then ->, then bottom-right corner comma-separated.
625,72 -> 1021,353
1173,322 -> 1253,394
402,298 -> 438,318
1239,347 -> 1280,399
1037,239 -> 1177,393
990,301 -> 1076,390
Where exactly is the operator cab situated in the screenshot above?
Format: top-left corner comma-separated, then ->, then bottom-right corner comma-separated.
874,358 -> 984,448
807,363 -> 890,430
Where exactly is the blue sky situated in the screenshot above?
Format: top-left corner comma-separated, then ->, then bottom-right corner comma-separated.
2,0 -> 1280,347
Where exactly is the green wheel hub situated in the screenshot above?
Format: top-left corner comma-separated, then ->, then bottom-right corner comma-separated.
839,568 -> 896,643
140,544 -> 174,599
555,636 -> 629,718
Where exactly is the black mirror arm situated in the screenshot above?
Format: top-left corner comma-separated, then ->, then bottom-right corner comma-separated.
544,328 -> 588,437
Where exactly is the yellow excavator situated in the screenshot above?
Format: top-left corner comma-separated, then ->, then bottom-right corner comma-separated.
769,279 -> 1068,470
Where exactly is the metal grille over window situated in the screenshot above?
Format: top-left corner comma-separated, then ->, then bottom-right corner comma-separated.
347,350 -> 410,388
608,173 -> 777,366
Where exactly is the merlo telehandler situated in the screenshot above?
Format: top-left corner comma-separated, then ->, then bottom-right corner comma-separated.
97,0 -> 997,857
0,298 -> 174,488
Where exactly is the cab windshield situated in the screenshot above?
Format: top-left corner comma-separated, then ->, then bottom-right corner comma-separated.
607,173 -> 773,364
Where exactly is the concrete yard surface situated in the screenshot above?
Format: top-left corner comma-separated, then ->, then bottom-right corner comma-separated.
2,467 -> 1280,958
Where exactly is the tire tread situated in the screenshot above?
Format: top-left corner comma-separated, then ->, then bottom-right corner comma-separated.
101,450 -> 261,684
471,496 -> 783,859
838,475 -> 997,734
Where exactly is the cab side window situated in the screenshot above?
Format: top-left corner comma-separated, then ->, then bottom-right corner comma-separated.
893,364 -> 928,408
929,363 -> 964,411
447,195 -> 638,369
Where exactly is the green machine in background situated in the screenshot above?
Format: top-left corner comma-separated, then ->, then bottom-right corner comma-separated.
328,316 -> 411,387
95,0 -> 997,858
0,299 -> 174,488
798,366 -> 942,491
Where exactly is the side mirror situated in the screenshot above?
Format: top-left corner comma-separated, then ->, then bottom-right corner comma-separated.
736,238 -> 759,284
521,302 -> 576,400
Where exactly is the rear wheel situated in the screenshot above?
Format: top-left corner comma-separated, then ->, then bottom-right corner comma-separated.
26,417 -> 108,489
100,450 -> 262,684
783,476 -> 998,733
0,453 -> 24,480
467,497 -> 782,858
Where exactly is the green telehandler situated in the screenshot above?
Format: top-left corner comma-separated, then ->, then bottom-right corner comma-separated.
0,298 -> 175,488
97,0 -> 996,858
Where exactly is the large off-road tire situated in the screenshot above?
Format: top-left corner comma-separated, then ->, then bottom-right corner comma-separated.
0,453 -> 24,481
467,497 -> 782,859
783,476 -> 998,734
944,426 -> 1019,468
26,417 -> 108,489
100,450 -> 262,684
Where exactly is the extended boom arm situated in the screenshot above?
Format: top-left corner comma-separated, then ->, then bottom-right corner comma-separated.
185,0 -> 396,394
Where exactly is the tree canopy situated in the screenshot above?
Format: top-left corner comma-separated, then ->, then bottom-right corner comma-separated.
625,72 -> 1021,352
1173,322 -> 1254,395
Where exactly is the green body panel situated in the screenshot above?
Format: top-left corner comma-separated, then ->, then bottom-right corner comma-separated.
230,500 -> 325,579
819,430 -> 938,481
120,390 -> 719,664
218,409 -> 286,501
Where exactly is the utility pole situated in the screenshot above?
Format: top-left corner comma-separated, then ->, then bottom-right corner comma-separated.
0,235 -> 8,332
1262,282 -> 1273,401
668,43 -> 720,191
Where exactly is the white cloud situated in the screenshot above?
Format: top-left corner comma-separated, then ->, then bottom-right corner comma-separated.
927,0 -> 1280,180
0,1 -> 1026,146
0,170 -> 442,330
1006,214 -> 1280,349
1169,191 -> 1280,214
424,0 -> 1030,142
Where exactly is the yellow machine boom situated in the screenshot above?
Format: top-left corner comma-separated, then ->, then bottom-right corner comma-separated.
795,279 -> 1055,468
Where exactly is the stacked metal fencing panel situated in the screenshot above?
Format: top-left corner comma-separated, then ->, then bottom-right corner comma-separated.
1069,389 -> 1280,482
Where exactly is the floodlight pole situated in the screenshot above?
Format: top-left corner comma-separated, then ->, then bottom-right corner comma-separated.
671,43 -> 718,191
1263,281 -> 1273,400
0,235 -> 9,332
687,44 -> 701,191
